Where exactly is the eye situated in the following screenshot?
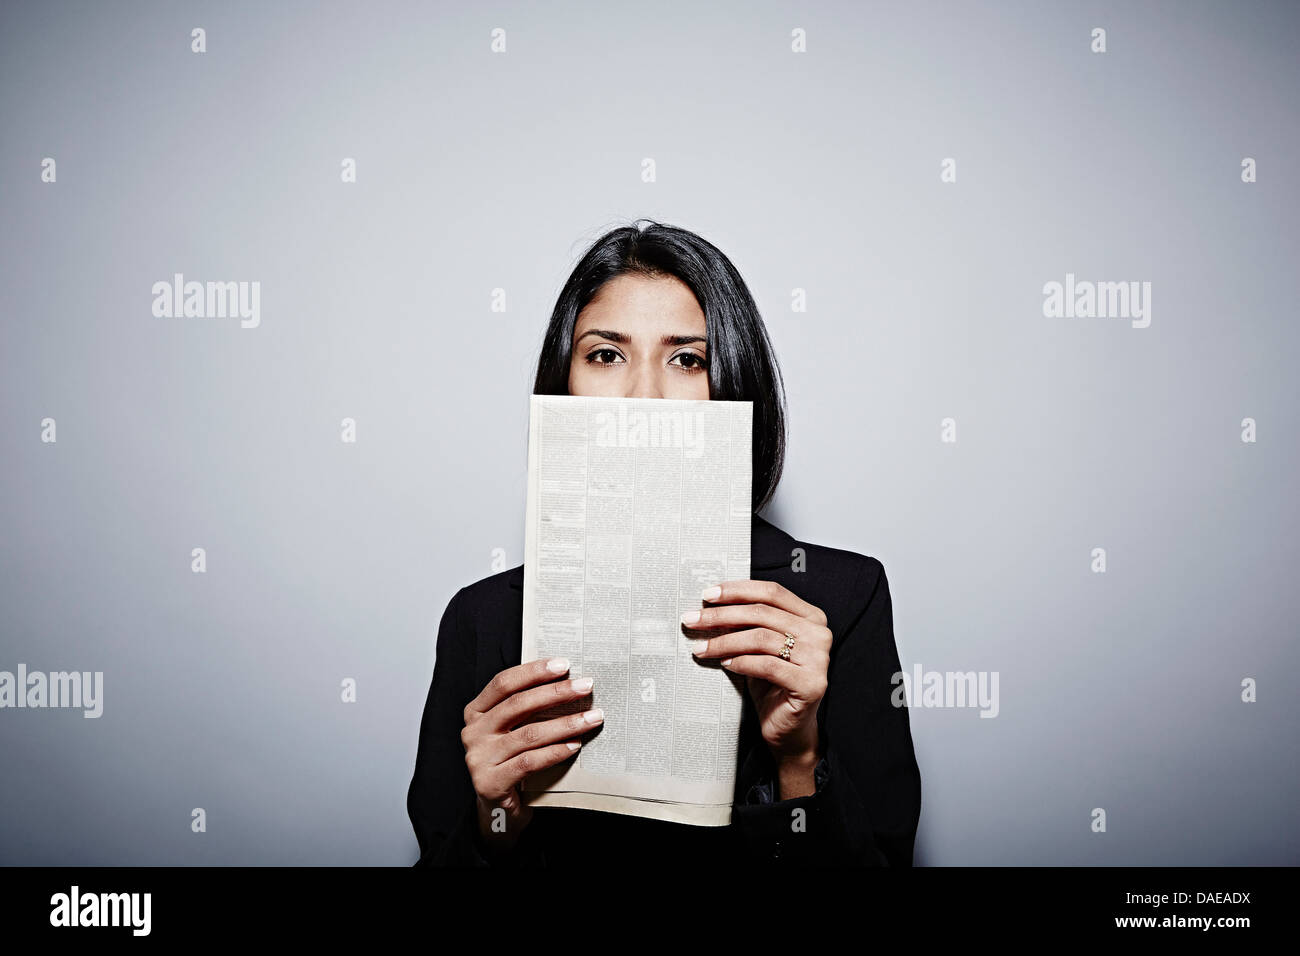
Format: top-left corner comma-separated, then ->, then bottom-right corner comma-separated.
585,346 -> 625,365
670,351 -> 708,372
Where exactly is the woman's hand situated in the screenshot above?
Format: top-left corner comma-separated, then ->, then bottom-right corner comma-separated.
460,657 -> 603,855
682,580 -> 831,777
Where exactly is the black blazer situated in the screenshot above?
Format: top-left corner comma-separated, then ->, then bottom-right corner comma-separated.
407,513 -> 922,866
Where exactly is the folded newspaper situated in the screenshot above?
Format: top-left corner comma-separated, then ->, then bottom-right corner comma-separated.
519,394 -> 753,825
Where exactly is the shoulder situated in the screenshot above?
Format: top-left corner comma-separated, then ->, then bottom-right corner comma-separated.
760,514 -> 885,591
464,564 -> 522,601
757,515 -> 889,631
441,564 -> 522,621
806,542 -> 888,627
806,540 -> 884,591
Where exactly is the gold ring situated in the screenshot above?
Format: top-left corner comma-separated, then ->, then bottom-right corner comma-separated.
780,632 -> 796,661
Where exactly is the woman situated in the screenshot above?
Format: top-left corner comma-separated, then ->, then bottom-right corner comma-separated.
407,219 -> 921,866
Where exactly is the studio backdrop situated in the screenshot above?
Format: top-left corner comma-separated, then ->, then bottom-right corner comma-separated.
1,0 -> 1296,865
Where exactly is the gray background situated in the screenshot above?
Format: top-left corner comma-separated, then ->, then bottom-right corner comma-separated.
1,0 -> 1296,865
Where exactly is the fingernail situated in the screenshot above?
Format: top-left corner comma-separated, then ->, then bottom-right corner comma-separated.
547,657 -> 570,673
681,609 -> 700,625
700,585 -> 721,601
571,677 -> 593,693
583,708 -> 604,724
721,659 -> 733,667
566,741 -> 582,751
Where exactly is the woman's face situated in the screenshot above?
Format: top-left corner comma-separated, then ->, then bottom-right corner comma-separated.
567,274 -> 710,400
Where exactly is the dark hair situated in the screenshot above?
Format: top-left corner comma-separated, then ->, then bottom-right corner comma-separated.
532,218 -> 787,513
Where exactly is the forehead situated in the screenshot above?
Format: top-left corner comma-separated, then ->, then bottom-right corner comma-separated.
575,274 -> 705,330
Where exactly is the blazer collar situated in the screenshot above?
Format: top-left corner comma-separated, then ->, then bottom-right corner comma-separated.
506,512 -> 794,591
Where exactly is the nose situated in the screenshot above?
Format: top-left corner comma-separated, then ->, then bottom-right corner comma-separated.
624,363 -> 664,400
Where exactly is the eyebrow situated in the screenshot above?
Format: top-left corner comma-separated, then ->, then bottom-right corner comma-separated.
574,329 -> 707,347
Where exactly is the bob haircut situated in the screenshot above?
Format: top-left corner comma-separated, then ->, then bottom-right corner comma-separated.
532,218 -> 787,513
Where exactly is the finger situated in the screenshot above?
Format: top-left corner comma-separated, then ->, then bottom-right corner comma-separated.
492,706 -> 605,769
691,626 -> 828,669
496,739 -> 590,794
720,654 -> 826,699
475,739 -> 586,802
486,673 -> 596,734
682,601 -> 813,642
466,656 -> 574,719
700,579 -> 827,627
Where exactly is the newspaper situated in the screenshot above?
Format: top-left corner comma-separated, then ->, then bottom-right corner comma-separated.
519,394 -> 753,826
